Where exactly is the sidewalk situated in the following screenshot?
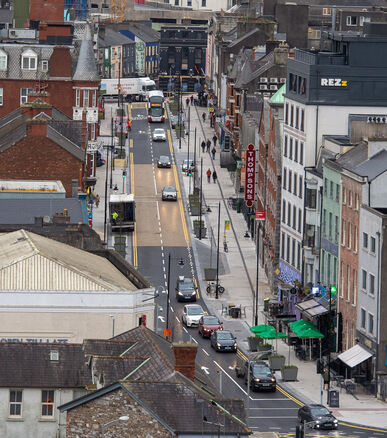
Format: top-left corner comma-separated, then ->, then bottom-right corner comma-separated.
172,101 -> 387,430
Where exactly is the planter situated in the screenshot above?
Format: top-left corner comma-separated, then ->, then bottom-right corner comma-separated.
194,227 -> 207,238
248,337 -> 261,352
281,366 -> 298,381
204,268 -> 217,281
269,355 -> 285,371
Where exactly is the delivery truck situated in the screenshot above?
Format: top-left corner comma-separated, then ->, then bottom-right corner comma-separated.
100,78 -> 156,101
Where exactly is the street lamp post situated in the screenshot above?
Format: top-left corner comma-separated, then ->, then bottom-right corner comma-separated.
101,415 -> 129,437
254,221 -> 261,326
215,202 -> 221,299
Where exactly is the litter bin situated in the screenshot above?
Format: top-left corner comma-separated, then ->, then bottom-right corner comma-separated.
230,307 -> 241,319
328,389 -> 339,407
264,298 -> 270,312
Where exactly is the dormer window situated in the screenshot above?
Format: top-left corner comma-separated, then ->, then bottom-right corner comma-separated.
21,49 -> 37,70
0,49 -> 7,71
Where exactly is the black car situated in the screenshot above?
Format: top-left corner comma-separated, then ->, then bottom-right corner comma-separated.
157,155 -> 171,168
245,361 -> 276,391
175,276 -> 197,302
210,330 -> 237,352
298,404 -> 338,429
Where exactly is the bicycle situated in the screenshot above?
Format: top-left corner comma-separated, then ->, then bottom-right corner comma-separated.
206,282 -> 225,295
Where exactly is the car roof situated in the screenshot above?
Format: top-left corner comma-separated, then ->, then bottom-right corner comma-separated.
154,128 -> 165,132
185,304 -> 203,309
159,155 -> 169,159
163,186 -> 176,190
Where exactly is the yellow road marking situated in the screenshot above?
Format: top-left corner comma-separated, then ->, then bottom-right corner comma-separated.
276,386 -> 304,406
130,138 -> 133,149
172,164 -> 189,242
130,152 -> 135,196
338,422 -> 387,433
193,277 -> 200,299
167,129 -> 173,155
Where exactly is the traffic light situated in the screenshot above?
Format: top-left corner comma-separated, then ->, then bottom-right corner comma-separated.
122,170 -> 127,178
187,167 -> 192,176
330,285 -> 337,294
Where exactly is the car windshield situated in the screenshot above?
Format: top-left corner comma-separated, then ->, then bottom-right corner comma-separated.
216,332 -> 233,340
160,156 -> 169,161
187,307 -> 203,315
154,129 -> 165,135
163,186 -> 176,192
253,365 -> 271,374
179,281 -> 194,291
310,407 -> 330,416
203,316 -> 220,325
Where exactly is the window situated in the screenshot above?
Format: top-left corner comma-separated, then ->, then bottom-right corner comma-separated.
297,242 -> 301,270
305,188 -> 316,209
281,233 -> 285,259
336,184 -> 340,201
0,49 -> 7,70
175,0 -> 179,5
289,138 -> 293,159
41,390 -> 54,417
293,205 -> 296,229
360,308 -> 366,329
355,193 -> 359,209
335,216 -> 339,243
299,142 -> 304,164
340,262 -> 344,298
342,187 -> 346,204
291,238 -> 295,266
0,87 -> 3,106
363,232 -> 368,249
300,109 -> 304,131
360,16 -> 370,26
293,173 -> 297,195
348,190 -> 352,207
330,181 -> 333,199
369,274 -> 375,295
21,49 -> 37,70
283,168 -> 287,190
92,90 -> 97,107
370,236 -> 376,253
288,170 -> 292,193
329,212 -> 332,240
368,313 -> 374,335
324,178 -> 327,195
287,203 -> 291,226
83,90 -> 89,108
20,88 -> 33,105
346,16 -> 358,26
348,222 -> 352,249
286,235 -> 290,262
282,200 -> 286,222
75,89 -> 80,107
290,105 -> 294,126
9,390 -> 22,417
41,60 -> 48,71
91,123 -> 96,141
285,103 -> 289,125
347,264 -> 351,301
295,107 -> 299,129
298,176 -> 302,198
353,270 -> 357,305
298,209 -> 302,233
323,209 -> 326,236
354,226 -> 358,252
294,140 -> 298,162
201,0 -> 206,6
341,219 -> 346,244
361,269 -> 367,290
284,136 -> 288,157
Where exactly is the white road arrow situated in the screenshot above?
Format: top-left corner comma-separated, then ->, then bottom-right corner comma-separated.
158,316 -> 165,322
201,366 -> 210,375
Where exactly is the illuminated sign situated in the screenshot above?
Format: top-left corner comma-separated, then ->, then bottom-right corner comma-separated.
244,144 -> 256,207
320,78 -> 348,87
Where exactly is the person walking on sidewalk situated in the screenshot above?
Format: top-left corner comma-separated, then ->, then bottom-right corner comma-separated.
211,147 -> 216,160
95,194 -> 100,208
206,139 -> 211,152
190,95 -> 194,105
206,168 -> 212,183
201,140 -> 206,153
202,112 -> 206,122
212,170 -> 217,184
186,97 -> 190,107
212,134 -> 217,147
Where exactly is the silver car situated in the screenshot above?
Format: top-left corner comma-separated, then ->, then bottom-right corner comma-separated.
162,186 -> 177,201
182,304 -> 204,327
153,128 -> 166,142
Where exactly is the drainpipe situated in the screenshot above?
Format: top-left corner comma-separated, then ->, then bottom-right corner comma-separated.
315,105 -> 319,166
318,185 -> 323,284
301,168 -> 308,285
368,179 -> 371,207
262,142 -> 268,266
375,230 -> 381,397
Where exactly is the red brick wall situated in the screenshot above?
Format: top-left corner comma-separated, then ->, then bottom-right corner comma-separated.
257,106 -> 265,212
339,175 -> 361,351
49,46 -> 73,78
30,0 -> 65,22
0,130 -> 85,196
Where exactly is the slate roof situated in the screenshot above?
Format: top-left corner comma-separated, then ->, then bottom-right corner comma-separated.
98,27 -> 134,47
0,198 -> 84,224
123,24 -> 160,43
82,339 -> 136,357
73,25 -> 99,81
335,142 -> 368,170
354,149 -> 387,180
0,343 -> 90,388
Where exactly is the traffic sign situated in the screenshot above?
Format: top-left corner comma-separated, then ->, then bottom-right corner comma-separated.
225,220 -> 230,230
275,268 -> 280,276
256,210 -> 266,220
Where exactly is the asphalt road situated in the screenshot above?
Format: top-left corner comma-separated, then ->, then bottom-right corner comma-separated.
128,103 -> 387,438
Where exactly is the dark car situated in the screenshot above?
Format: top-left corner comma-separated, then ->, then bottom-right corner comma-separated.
157,155 -> 171,168
245,362 -> 276,392
298,404 -> 338,429
198,315 -> 223,338
210,330 -> 237,352
175,276 -> 197,302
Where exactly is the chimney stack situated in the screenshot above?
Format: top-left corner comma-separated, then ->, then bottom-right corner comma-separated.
172,342 -> 198,381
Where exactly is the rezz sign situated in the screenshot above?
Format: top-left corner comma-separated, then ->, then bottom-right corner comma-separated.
244,144 -> 256,207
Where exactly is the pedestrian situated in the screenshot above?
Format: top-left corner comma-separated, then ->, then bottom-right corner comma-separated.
201,140 -> 206,153
206,139 -> 211,152
95,194 -> 100,208
190,95 -> 194,105
206,168 -> 211,183
212,134 -> 217,147
112,211 -> 118,226
186,97 -> 190,107
202,112 -> 206,122
323,368 -> 329,390
212,170 -> 217,183
211,147 -> 216,160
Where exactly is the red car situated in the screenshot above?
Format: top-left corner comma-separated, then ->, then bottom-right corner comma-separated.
198,315 -> 223,338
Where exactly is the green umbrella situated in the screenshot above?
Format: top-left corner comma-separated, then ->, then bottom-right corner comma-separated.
296,326 -> 324,339
250,324 -> 276,335
288,320 -> 315,331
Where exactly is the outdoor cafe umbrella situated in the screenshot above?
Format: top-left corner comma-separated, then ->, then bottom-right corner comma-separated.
250,324 -> 276,335
288,321 -> 324,361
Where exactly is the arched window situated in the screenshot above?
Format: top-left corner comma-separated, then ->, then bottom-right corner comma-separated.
0,49 -> 7,70
21,49 -> 37,70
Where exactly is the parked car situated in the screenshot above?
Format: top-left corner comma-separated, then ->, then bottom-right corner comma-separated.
198,315 -> 223,338
244,362 -> 276,392
298,404 -> 338,429
182,159 -> 195,173
162,186 -> 177,201
182,304 -> 204,327
153,128 -> 166,141
157,155 -> 171,168
176,276 -> 197,302
210,330 -> 237,352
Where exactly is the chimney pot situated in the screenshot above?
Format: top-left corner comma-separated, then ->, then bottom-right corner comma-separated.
172,343 -> 198,381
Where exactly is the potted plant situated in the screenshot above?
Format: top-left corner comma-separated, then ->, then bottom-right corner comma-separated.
248,336 -> 261,352
193,219 -> 206,238
281,364 -> 298,381
268,354 -> 286,371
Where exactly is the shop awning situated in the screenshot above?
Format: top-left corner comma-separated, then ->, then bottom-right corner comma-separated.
338,344 -> 373,368
295,298 -> 329,318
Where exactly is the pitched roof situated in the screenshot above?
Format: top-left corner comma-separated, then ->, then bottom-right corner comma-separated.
0,343 -> 90,388
98,27 -> 134,47
0,229 -> 137,291
354,149 -> 387,180
73,24 -> 100,81
123,24 -> 160,43
270,83 -> 286,104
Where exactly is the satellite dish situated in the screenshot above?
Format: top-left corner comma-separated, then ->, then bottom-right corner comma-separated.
43,216 -> 50,223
